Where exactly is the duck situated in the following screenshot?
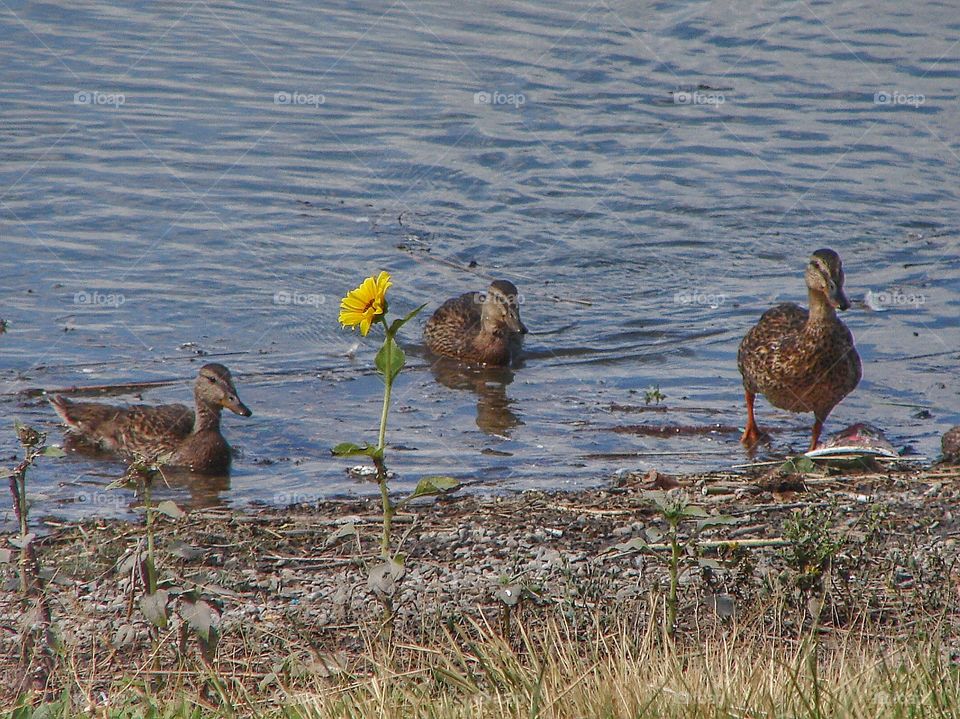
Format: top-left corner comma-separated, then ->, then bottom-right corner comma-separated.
942,426 -> 960,464
737,249 -> 861,452
49,363 -> 252,474
424,280 -> 527,366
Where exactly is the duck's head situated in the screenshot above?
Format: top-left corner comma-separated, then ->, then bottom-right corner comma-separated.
195,363 -> 252,417
805,248 -> 850,310
481,280 -> 527,336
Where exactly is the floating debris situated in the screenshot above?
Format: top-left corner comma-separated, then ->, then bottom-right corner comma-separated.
805,423 -> 899,459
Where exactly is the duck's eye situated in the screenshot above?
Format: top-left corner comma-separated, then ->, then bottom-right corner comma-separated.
206,376 -> 216,383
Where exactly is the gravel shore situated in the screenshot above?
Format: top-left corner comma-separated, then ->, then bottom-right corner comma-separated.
3,461 -> 960,701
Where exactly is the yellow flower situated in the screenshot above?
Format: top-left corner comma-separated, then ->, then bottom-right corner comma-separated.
339,271 -> 392,336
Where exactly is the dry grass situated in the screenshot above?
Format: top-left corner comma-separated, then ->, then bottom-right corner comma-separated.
281,611 -> 959,719
17,604 -> 955,719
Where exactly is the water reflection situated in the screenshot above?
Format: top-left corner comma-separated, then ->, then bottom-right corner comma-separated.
56,439 -> 231,512
158,467 -> 231,510
429,359 -> 522,436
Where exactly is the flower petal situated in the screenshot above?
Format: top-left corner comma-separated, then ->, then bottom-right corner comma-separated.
338,270 -> 392,333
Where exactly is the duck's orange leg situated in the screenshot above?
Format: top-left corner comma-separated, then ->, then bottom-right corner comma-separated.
740,390 -> 762,446
808,417 -> 824,452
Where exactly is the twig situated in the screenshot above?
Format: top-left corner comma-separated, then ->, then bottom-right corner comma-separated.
583,450 -> 731,459
606,537 -> 791,560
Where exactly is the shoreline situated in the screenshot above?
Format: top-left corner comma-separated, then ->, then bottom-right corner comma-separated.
3,460 -> 960,707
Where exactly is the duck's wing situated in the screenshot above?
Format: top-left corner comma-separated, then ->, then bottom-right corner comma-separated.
113,403 -> 195,458
737,303 -> 808,388
424,292 -> 483,357
753,303 -> 808,339
49,395 -> 129,450
50,395 -> 193,457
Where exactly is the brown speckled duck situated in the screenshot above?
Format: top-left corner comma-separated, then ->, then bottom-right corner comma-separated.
942,426 -> 960,464
738,249 -> 861,451
49,363 -> 251,474
424,280 -> 527,366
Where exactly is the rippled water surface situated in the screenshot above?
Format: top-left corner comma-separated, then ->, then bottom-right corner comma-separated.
2,1 -> 958,522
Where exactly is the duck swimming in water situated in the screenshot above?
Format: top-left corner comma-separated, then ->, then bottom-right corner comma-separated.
49,363 -> 251,474
424,280 -> 527,366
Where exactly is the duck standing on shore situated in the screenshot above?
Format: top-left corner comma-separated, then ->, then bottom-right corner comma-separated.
737,249 -> 861,452
942,426 -> 960,464
424,280 -> 527,366
49,363 -> 251,474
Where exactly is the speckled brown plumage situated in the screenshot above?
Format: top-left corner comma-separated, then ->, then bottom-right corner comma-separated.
49,363 -> 252,474
424,280 -> 527,366
942,426 -> 960,464
738,249 -> 861,451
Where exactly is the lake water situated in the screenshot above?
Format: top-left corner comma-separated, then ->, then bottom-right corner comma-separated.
1,0 -> 958,522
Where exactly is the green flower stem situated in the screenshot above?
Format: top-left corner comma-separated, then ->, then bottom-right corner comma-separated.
144,480 -> 157,594
667,517 -> 679,638
17,461 -> 28,541
375,456 -> 393,561
377,316 -> 394,560
377,321 -> 394,452
11,461 -> 29,596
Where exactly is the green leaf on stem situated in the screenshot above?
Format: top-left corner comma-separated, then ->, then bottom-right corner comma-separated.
696,515 -> 740,530
10,533 -> 35,549
156,500 -> 185,519
180,598 -> 216,641
609,536 -> 649,554
367,557 -> 406,598
495,583 -> 523,607
388,303 -> 427,335
403,475 -> 460,502
42,445 -> 66,458
140,590 -> 170,628
331,442 -> 384,460
375,336 -> 406,382
326,522 -> 358,545
779,455 -> 817,475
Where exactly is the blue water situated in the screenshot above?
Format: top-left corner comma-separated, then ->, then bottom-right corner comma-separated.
1,0 -> 958,522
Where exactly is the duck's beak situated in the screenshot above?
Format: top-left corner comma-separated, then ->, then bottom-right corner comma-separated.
224,393 -> 252,417
829,286 -> 850,311
505,313 -> 527,335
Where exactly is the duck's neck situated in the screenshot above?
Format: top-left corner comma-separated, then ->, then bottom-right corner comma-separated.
806,287 -> 837,325
193,398 -> 222,433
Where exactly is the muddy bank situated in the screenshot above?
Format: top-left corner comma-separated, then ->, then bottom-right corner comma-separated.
3,462 -> 960,702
